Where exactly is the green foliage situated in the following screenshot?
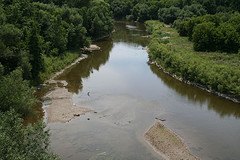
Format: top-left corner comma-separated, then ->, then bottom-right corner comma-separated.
178,14 -> 222,40
110,0 -> 129,18
0,110 -> 59,160
0,23 -> 23,74
107,0 -> 240,26
147,20 -> 240,99
178,21 -> 188,36
0,0 -> 114,159
173,4 -> 207,28
131,3 -> 150,22
0,0 -> 113,82
147,1 -> 162,20
28,21 -> 44,81
158,6 -> 181,24
181,14 -> 240,53
85,0 -> 114,39
0,69 -> 35,118
40,51 -> 81,80
217,23 -> 240,53
201,0 -> 217,14
145,20 -> 163,38
192,22 -> 218,51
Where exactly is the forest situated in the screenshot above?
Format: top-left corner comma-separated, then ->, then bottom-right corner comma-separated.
1,0 -> 240,159
0,0 -> 113,159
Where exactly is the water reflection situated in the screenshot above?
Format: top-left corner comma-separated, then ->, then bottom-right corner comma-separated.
45,20 -> 240,160
149,63 -> 240,118
57,39 -> 113,94
112,21 -> 150,47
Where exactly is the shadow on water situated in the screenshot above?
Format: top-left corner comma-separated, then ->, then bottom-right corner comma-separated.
112,21 -> 150,47
56,21 -> 150,94
149,63 -> 240,119
56,38 -> 113,94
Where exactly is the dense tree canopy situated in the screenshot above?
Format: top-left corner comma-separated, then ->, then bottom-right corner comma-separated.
0,0 -> 114,158
0,110 -> 59,160
0,0 -> 114,82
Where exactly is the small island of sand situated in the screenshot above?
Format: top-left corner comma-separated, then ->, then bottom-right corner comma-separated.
145,121 -> 199,160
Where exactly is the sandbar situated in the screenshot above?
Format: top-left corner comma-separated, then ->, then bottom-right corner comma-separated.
145,121 -> 199,160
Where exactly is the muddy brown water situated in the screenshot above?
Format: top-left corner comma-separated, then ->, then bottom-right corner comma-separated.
38,21 -> 240,160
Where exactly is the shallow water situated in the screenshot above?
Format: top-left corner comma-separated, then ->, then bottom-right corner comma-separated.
46,21 -> 240,160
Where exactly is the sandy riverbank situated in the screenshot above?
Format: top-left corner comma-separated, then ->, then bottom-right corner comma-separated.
45,87 -> 90,123
43,45 -> 102,123
43,50 -> 98,123
145,121 -> 199,160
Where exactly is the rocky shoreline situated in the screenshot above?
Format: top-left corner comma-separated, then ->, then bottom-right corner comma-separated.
149,61 -> 240,104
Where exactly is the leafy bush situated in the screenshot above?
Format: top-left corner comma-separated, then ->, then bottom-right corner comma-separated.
185,14 -> 222,40
131,3 -> 150,22
85,0 -> 114,39
181,14 -> 240,53
173,4 -> 207,28
0,110 -> 59,160
192,22 -> 218,51
0,69 -> 35,118
158,7 -> 181,24
217,23 -> 240,53
110,0 -> 129,18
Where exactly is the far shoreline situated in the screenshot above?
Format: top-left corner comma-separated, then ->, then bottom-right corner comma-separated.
149,61 -> 240,104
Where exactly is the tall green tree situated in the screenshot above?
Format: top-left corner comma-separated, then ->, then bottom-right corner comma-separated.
85,0 -> 114,39
192,22 -> 218,51
110,0 -> 129,18
0,24 -> 22,74
28,22 -> 44,81
158,7 -> 181,24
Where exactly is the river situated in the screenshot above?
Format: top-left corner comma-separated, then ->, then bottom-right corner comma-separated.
42,21 -> 240,160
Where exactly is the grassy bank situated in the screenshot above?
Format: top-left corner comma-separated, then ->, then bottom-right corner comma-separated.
39,50 -> 82,82
146,20 -> 240,101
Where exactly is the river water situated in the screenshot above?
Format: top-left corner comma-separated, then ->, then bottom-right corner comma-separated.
44,21 -> 240,160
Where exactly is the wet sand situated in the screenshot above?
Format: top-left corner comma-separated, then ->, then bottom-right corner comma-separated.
145,121 -> 199,160
45,87 -> 90,123
44,53 -> 91,123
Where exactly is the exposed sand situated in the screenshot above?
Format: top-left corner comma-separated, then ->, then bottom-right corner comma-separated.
84,44 -> 101,51
145,121 -> 199,160
161,36 -> 170,40
43,53 -> 91,123
45,87 -> 90,123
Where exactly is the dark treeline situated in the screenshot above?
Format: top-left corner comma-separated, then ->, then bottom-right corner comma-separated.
107,0 -> 240,22
0,0 -> 113,159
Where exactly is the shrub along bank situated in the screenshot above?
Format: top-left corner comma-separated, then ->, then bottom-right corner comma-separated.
146,20 -> 240,101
